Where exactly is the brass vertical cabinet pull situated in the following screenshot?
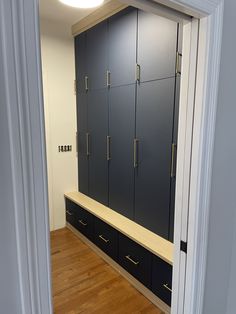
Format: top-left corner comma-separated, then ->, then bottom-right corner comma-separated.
76,132 -> 78,153
176,52 -> 182,75
86,133 -> 90,156
136,64 -> 141,82
171,143 -> 177,178
106,70 -> 111,87
85,76 -> 89,91
134,139 -> 139,168
107,136 -> 111,161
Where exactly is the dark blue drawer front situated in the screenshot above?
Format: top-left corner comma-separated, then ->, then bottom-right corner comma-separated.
152,255 -> 172,306
65,198 -> 94,241
74,205 -> 94,241
118,233 -> 152,288
94,218 -> 118,261
65,198 -> 77,229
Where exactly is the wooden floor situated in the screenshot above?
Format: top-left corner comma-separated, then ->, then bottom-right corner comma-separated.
51,228 -> 163,314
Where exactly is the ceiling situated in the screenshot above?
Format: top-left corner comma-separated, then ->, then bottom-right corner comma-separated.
39,0 -> 110,26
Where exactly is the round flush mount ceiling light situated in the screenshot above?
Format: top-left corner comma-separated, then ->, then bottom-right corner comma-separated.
59,0 -> 104,9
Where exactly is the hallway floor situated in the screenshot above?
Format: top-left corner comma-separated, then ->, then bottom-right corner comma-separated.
51,228 -> 163,314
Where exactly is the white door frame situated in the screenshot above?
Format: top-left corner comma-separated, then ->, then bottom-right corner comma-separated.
0,0 -> 223,313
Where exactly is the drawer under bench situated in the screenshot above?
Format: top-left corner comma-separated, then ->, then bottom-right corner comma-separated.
65,196 -> 173,308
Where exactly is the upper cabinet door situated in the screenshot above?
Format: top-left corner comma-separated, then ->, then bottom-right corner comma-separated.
87,21 -> 108,90
135,78 -> 176,240
108,7 -> 137,87
137,10 -> 178,82
75,32 -> 87,93
77,93 -> 89,195
109,84 -> 136,219
88,89 -> 108,206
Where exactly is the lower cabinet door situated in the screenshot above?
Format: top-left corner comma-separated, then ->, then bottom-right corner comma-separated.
118,233 -> 152,288
74,205 -> 94,241
65,198 -> 77,229
94,218 -> 118,261
151,255 -> 173,306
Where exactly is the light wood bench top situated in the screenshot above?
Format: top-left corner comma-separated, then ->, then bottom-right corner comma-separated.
65,191 -> 173,265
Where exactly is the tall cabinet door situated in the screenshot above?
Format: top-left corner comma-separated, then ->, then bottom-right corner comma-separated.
169,76 -> 180,241
135,78 -> 176,239
75,32 -> 89,195
109,84 -> 136,219
169,25 -> 182,241
87,21 -> 108,90
76,92 -> 89,195
108,7 -> 137,87
75,32 -> 87,93
88,89 -> 108,205
137,10 -> 178,82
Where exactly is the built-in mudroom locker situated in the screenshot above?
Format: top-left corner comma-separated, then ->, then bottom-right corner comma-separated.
66,5 -> 182,310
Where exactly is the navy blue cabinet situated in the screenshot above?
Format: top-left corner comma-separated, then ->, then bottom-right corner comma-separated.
118,233 -> 152,288
76,92 -> 89,195
169,25 -> 182,241
152,255 -> 173,306
94,217 -> 118,261
88,88 -> 108,205
73,205 -> 94,241
87,21 -> 108,90
65,197 -> 173,306
169,75 -> 180,241
75,32 -> 87,93
75,32 -> 89,195
108,7 -> 137,87
65,199 -> 77,229
137,10 -> 178,82
75,7 -> 181,242
135,78 -> 176,239
108,84 -> 136,219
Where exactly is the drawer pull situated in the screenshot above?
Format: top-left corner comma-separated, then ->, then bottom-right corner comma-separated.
163,283 -> 172,293
99,235 -> 110,243
125,255 -> 139,266
66,210 -> 73,216
79,219 -> 87,227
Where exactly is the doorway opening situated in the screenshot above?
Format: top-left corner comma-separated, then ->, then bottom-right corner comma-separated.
39,0 -> 197,313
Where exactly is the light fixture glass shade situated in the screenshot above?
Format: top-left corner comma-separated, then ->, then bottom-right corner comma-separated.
59,0 -> 104,9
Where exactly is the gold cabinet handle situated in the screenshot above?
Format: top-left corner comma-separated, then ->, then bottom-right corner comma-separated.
176,52 -> 182,75
85,76 -> 89,91
171,143 -> 177,178
136,64 -> 141,82
99,234 -> 110,243
66,210 -> 73,216
106,136 -> 111,161
163,283 -> 172,293
79,219 -> 87,227
106,70 -> 111,87
134,139 -> 139,168
86,133 -> 90,156
125,255 -> 139,266
76,132 -> 78,153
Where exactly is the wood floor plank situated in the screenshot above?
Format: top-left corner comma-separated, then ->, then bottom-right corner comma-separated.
51,228 -> 163,314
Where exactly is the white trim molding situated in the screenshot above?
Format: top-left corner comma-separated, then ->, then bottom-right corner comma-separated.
0,0 -> 224,313
184,2 -> 224,313
0,0 -> 52,313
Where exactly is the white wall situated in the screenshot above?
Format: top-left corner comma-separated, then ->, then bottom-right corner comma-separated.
203,1 -> 236,313
40,19 -> 78,231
